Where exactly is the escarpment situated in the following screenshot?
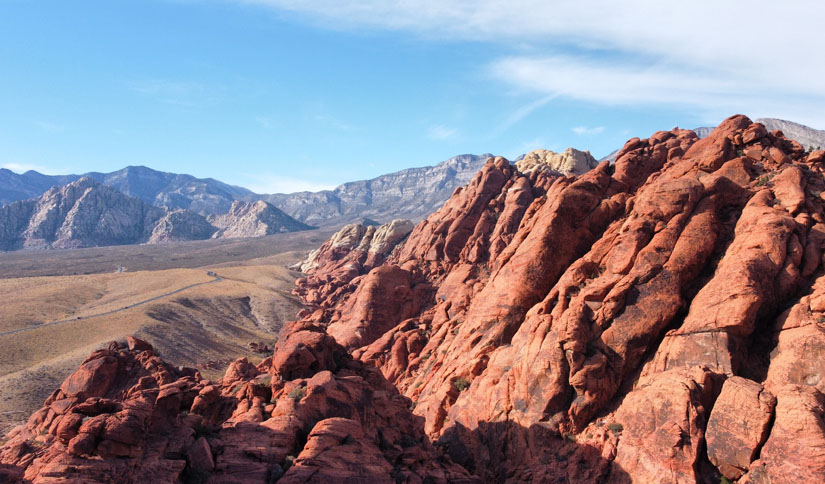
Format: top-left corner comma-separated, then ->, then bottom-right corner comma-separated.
5,115 -> 825,483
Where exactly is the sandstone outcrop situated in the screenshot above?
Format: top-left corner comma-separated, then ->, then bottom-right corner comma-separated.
0,335 -> 475,483
289,115 -> 825,482
6,115 -> 825,482
208,200 -> 312,239
293,219 -> 414,309
515,147 -> 599,175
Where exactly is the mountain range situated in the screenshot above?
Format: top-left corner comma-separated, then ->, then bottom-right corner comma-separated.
0,155 -> 497,227
1,117 -> 821,252
0,177 -> 311,250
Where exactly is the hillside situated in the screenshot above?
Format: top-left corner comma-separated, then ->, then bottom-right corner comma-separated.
0,178 -> 166,250
208,200 -> 313,238
757,118 -> 825,150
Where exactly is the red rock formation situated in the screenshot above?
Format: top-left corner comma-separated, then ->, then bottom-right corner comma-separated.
0,336 -> 474,483
6,115 -> 825,483
282,115 -> 825,482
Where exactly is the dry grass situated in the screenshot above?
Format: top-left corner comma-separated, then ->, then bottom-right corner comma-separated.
0,233 -> 327,435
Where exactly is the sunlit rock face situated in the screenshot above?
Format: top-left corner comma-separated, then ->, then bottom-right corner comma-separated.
6,116 -> 825,483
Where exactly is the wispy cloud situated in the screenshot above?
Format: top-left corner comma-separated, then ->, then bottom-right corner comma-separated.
233,0 -> 825,125
494,94 -> 557,134
572,126 -> 605,136
427,124 -> 457,140
1,162 -> 65,175
238,173 -> 338,194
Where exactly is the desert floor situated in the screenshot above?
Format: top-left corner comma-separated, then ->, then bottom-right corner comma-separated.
0,229 -> 333,435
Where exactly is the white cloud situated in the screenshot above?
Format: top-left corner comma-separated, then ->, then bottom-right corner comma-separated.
495,94 -> 557,134
233,0 -> 825,126
427,124 -> 457,140
572,126 -> 605,136
238,173 -> 338,194
1,162 -> 65,175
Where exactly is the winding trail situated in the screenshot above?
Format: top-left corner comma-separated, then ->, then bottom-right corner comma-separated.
0,272 -> 223,337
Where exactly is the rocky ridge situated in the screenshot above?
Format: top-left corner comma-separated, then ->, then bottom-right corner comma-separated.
0,166 -> 255,215
208,200 -> 313,239
757,118 -> 825,151
5,115 -> 825,483
0,178 -> 311,251
259,154 -> 495,226
0,178 -> 167,250
293,115 -> 825,482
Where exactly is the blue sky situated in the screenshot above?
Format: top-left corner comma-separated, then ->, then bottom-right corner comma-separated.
1,0 -> 823,193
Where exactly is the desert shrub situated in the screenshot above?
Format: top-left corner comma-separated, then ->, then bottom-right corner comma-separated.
288,386 -> 306,402
608,422 -> 623,434
454,377 -> 471,392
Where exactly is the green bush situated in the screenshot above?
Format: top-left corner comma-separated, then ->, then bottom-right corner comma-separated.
454,377 -> 471,392
288,386 -> 306,402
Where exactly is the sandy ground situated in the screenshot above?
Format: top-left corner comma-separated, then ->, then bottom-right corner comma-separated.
0,236 -> 323,435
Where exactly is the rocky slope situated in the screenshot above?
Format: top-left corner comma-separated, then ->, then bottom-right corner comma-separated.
0,178 -> 167,250
0,166 -> 254,215
757,118 -> 825,151
148,210 -> 217,244
208,201 -> 313,239
5,115 -> 825,483
259,154 -> 495,226
0,179 -> 311,251
293,115 -> 825,482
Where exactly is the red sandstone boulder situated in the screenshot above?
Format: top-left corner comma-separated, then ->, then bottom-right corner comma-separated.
741,385 -> 825,483
706,377 -> 775,479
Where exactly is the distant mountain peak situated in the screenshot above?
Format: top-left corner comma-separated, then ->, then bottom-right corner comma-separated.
208,199 -> 312,239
